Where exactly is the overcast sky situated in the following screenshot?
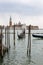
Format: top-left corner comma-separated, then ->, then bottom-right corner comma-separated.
0,0 -> 43,28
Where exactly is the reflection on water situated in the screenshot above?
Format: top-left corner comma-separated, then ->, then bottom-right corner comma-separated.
0,58 -> 3,65
28,53 -> 31,64
0,30 -> 43,65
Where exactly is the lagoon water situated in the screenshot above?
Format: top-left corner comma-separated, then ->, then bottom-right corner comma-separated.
0,29 -> 43,65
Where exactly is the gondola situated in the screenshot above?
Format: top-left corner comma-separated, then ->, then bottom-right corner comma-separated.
32,34 -> 43,38
18,33 -> 25,39
18,29 -> 25,39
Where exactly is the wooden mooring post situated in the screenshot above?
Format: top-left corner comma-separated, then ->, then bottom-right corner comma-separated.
5,27 -> 6,45
0,28 -> 5,57
7,27 -> 10,50
8,27 -> 10,48
0,28 -> 3,57
14,24 -> 15,46
27,25 -> 31,56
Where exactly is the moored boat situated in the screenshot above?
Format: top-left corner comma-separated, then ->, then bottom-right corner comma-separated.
32,34 -> 43,38
18,34 -> 25,39
18,29 -> 25,39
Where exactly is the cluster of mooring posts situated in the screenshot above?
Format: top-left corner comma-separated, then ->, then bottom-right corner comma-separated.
0,24 -> 31,59
0,24 -> 16,58
0,26 -> 10,58
27,25 -> 31,57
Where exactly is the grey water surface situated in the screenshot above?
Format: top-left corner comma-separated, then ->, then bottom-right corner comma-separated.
0,29 -> 43,65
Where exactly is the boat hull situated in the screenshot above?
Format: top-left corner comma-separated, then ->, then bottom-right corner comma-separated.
18,34 -> 25,39
32,34 -> 43,38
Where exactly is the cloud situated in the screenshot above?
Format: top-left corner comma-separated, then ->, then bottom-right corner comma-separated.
0,0 -> 43,28
0,0 -> 43,7
0,3 -> 43,16
0,0 -> 43,16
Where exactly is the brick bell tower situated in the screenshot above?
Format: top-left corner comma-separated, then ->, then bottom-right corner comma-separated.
9,16 -> 12,26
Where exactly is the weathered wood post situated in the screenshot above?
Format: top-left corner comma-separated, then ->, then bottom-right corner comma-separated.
5,27 -> 6,45
7,26 -> 10,50
6,27 -> 8,51
29,25 -> 31,56
8,27 -> 10,48
27,25 -> 31,56
6,26 -> 9,52
14,24 -> 15,46
0,28 -> 3,57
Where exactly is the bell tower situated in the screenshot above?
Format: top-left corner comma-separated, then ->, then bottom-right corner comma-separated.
9,16 -> 12,26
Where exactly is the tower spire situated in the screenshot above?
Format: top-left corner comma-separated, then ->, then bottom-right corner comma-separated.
10,16 -> 12,22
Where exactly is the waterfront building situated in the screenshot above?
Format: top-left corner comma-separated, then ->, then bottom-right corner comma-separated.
26,25 -> 39,30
